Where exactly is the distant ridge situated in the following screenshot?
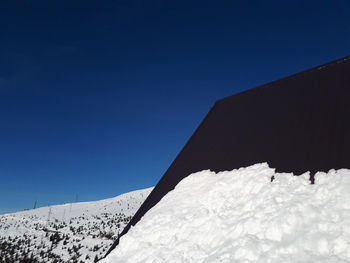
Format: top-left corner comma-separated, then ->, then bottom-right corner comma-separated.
0,187 -> 152,262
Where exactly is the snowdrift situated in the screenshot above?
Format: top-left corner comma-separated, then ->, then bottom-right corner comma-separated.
102,163 -> 350,263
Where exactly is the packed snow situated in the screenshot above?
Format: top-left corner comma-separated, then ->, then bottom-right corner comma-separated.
102,163 -> 350,263
0,188 -> 152,263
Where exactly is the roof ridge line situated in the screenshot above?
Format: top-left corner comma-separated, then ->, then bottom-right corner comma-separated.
218,56 -> 350,103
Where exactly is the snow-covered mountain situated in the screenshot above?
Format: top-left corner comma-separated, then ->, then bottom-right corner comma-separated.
102,163 -> 350,263
0,187 -> 153,263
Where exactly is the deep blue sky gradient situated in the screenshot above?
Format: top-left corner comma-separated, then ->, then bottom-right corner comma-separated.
1,0 -> 349,213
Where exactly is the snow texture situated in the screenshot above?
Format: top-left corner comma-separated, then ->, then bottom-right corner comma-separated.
102,163 -> 350,263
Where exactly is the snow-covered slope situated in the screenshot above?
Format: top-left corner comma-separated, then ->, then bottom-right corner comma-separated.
0,187 -> 152,263
102,163 -> 350,263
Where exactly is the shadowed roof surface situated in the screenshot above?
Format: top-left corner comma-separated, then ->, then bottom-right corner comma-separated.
106,56 -> 350,256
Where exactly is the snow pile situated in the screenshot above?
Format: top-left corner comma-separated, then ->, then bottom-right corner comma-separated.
102,163 -> 350,263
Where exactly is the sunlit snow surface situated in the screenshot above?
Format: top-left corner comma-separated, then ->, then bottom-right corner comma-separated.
102,163 -> 350,263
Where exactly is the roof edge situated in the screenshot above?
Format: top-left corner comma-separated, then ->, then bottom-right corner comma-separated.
217,55 -> 350,104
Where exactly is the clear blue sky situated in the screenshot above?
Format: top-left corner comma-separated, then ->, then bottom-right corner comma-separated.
0,0 -> 349,214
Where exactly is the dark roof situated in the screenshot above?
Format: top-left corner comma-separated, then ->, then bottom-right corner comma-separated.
106,56 -> 350,257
